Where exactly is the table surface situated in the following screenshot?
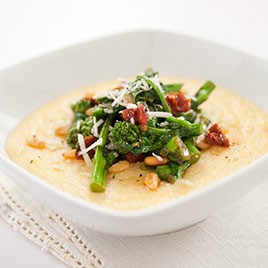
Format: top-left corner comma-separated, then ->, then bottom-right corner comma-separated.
1,0 -> 268,267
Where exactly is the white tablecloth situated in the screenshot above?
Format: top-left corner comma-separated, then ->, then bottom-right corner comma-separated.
1,1 -> 268,267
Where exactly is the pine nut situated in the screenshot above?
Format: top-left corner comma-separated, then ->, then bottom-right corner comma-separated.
63,149 -> 76,159
55,126 -> 69,136
144,156 -> 169,166
27,135 -> 46,149
144,172 -> 160,190
85,108 -> 94,116
109,160 -> 130,173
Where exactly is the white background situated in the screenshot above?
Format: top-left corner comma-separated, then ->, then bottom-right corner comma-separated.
1,0 -> 268,267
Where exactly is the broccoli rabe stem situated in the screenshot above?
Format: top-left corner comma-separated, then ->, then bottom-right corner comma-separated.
166,116 -> 202,137
90,116 -> 113,192
160,136 -> 190,163
184,138 -> 201,164
137,75 -> 171,112
163,83 -> 183,93
191,81 -> 216,111
156,161 -> 190,183
156,164 -> 176,183
177,161 -> 191,178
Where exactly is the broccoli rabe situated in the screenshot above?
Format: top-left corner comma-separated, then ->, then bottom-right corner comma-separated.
109,121 -> 173,155
67,118 -> 93,149
156,161 -> 190,183
64,69 -> 222,193
71,99 -> 92,114
109,121 -> 141,154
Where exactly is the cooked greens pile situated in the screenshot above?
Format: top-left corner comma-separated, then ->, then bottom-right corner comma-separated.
66,69 -> 222,192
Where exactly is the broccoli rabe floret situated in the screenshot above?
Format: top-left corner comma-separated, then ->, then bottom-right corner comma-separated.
109,121 -> 141,154
71,99 -> 92,114
67,118 -> 93,148
109,121 -> 173,155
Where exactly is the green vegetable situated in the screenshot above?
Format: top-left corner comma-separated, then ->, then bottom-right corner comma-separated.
137,75 -> 171,112
67,118 -> 93,149
191,81 -> 216,111
109,121 -> 141,154
109,121 -> 173,155
163,83 -> 183,93
92,107 -> 105,119
184,138 -> 201,164
71,99 -> 92,114
166,116 -> 203,137
90,116 -> 113,192
156,161 -> 190,183
160,136 -> 190,164
65,69 -> 218,192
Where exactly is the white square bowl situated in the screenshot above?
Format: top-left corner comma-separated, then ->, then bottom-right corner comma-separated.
0,30 -> 267,236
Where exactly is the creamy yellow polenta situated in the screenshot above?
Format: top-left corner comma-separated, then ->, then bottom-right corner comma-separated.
6,78 -> 268,210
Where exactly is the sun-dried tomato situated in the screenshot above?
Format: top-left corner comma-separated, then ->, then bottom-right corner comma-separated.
165,92 -> 191,115
121,108 -> 136,123
121,103 -> 148,126
135,103 -> 149,125
75,135 -> 97,159
124,153 -> 145,163
205,123 -> 230,147
83,96 -> 98,106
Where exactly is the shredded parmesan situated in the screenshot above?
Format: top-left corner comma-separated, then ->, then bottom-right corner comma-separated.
103,108 -> 114,114
77,134 -> 92,166
93,92 -> 108,99
130,117 -> 135,125
91,117 -> 104,137
147,111 -> 172,118
125,103 -> 137,109
152,153 -> 163,161
76,120 -> 81,130
159,121 -> 169,127
79,137 -> 103,155
149,76 -> 164,93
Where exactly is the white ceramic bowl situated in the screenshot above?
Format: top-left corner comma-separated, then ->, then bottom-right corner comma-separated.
0,30 -> 267,236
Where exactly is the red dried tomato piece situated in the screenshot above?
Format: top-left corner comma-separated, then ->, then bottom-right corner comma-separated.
121,103 -> 148,126
83,96 -> 98,106
121,108 -> 136,123
135,103 -> 149,125
165,92 -> 191,115
75,135 -> 97,159
124,153 -> 145,163
205,123 -> 230,147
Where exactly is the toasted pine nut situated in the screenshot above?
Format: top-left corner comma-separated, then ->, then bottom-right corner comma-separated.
63,149 -> 76,159
85,108 -> 94,116
109,160 -> 130,173
144,172 -> 160,190
55,126 -> 69,136
27,135 -> 46,149
123,94 -> 133,103
140,124 -> 148,132
144,156 -> 169,166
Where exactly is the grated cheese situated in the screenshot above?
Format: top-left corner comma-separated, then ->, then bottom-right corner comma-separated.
103,108 -> 114,114
77,134 -> 92,166
152,153 -> 163,161
159,121 -> 169,127
76,120 -> 81,130
130,117 -> 135,125
125,103 -> 137,109
79,137 -> 103,155
91,117 -> 104,137
93,92 -> 108,99
147,111 -> 172,118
